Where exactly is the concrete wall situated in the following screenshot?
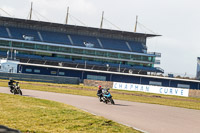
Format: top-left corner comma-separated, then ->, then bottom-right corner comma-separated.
0,72 -> 80,84
84,79 -> 113,88
189,89 -> 200,98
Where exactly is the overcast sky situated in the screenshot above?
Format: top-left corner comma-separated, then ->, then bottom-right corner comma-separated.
0,0 -> 199,77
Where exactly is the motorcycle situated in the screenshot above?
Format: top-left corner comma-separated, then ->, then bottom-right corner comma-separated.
101,89 -> 115,105
8,81 -> 23,95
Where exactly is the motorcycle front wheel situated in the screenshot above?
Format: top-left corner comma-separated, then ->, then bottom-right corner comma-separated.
111,99 -> 115,105
19,90 -> 22,95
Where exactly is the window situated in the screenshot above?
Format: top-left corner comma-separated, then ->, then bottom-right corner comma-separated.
49,46 -> 59,52
59,72 -> 65,75
12,42 -> 22,48
51,71 -> 57,75
119,53 -> 130,59
96,51 -> 106,56
108,52 -> 118,58
0,40 -> 9,46
35,51 -> 51,56
24,43 -> 35,49
85,50 -> 95,55
36,44 -> 47,50
131,55 -> 142,60
177,84 -> 190,89
149,81 -> 162,86
87,75 -> 106,81
73,48 -> 83,54
25,68 -> 32,72
34,69 -> 40,73
60,47 -> 71,53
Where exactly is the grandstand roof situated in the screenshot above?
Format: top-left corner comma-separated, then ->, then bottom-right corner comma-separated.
0,16 -> 160,40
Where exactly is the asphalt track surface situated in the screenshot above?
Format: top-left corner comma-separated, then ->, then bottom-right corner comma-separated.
1,87 -> 200,133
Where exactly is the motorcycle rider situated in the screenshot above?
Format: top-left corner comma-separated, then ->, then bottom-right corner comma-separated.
97,85 -> 103,102
8,78 -> 16,93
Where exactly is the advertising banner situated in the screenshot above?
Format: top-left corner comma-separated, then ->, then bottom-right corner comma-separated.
113,82 -> 189,97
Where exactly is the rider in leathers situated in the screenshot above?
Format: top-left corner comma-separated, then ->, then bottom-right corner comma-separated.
97,85 -> 103,102
8,79 -> 16,93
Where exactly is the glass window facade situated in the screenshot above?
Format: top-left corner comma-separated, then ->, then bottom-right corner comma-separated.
0,40 -> 158,68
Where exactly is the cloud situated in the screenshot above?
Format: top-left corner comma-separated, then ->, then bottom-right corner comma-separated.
0,5 -> 14,17
148,36 -> 197,76
69,0 -> 97,15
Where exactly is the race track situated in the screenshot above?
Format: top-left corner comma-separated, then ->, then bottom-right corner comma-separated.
0,87 -> 200,133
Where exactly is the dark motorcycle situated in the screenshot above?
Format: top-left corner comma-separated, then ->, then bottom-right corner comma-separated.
8,80 -> 22,95
102,89 -> 115,105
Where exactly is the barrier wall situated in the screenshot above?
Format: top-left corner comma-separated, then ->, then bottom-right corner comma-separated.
84,79 -> 113,88
0,72 -> 80,84
189,89 -> 200,98
84,79 -> 200,98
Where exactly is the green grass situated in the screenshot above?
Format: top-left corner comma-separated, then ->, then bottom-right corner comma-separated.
0,93 -> 140,133
1,79 -> 200,110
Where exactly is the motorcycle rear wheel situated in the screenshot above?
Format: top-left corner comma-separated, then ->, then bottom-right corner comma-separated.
10,89 -> 13,93
13,89 -> 17,95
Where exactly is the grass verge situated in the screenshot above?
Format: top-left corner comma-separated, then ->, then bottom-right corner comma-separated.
0,79 -> 200,110
0,93 -> 140,133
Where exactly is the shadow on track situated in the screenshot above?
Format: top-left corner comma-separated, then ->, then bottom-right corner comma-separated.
114,104 -> 130,106
22,95 -> 38,98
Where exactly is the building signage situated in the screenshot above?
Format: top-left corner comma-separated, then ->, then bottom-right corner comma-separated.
113,82 -> 189,97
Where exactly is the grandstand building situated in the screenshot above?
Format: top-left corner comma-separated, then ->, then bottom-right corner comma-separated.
0,16 -> 200,89
0,16 -> 162,74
